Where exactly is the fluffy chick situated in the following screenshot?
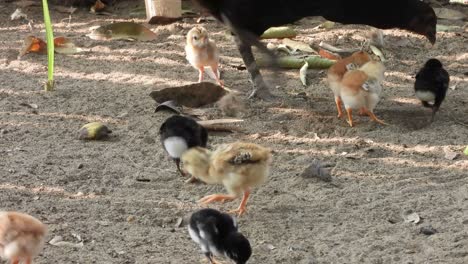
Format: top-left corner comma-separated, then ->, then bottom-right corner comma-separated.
0,212 -> 47,264
185,26 -> 223,86
189,208 -> 251,264
181,142 -> 271,216
327,51 -> 371,118
414,58 -> 450,122
159,115 -> 208,183
340,60 -> 386,127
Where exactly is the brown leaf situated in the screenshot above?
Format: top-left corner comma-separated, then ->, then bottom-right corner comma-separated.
149,82 -> 228,108
18,36 -> 46,58
54,6 -> 77,14
90,0 -> 106,13
54,37 -> 82,54
318,49 -> 341,60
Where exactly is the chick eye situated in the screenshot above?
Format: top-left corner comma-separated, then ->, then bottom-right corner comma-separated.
193,36 -> 198,40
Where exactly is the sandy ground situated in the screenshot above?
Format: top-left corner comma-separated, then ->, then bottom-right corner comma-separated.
1,1 -> 468,263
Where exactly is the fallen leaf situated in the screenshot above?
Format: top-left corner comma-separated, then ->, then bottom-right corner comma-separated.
16,1 -> 39,7
18,36 -> 47,58
54,6 -> 77,14
318,49 -> 341,60
299,61 -> 308,86
266,244 -> 276,250
11,8 -> 27,20
300,159 -> 332,182
318,41 -> 359,57
154,100 -> 181,114
464,146 -> 468,156
444,150 -> 459,160
19,102 -> 38,109
90,0 -> 106,13
197,119 -> 244,133
87,22 -> 157,41
434,8 -> 466,20
436,24 -> 462,32
261,26 -> 297,39
370,45 -> 386,62
149,82 -> 228,108
317,21 -> 335,29
403,212 -> 420,224
147,16 -> 181,25
49,236 -> 84,248
282,38 -> 316,53
54,37 -> 82,54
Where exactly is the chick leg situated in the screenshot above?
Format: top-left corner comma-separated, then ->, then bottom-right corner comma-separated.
335,97 -> 344,118
363,109 -> 387,125
25,257 -> 32,264
346,108 -> 354,127
229,189 -> 250,216
210,64 -> 224,87
205,253 -> 223,264
359,107 -> 367,116
11,257 -> 20,264
199,194 -> 236,204
198,67 -> 205,83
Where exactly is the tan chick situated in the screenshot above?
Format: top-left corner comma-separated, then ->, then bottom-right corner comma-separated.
185,26 -> 223,86
0,212 -> 47,264
340,60 -> 386,127
181,142 -> 272,216
327,51 -> 371,118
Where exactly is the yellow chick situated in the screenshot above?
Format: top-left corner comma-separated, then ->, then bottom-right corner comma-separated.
0,212 -> 47,264
340,60 -> 386,127
181,142 -> 272,216
185,26 -> 223,86
327,51 -> 371,118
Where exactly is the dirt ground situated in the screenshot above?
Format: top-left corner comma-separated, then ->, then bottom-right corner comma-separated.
1,1 -> 468,263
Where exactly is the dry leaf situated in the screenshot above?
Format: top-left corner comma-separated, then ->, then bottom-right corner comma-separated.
149,82 -> 228,108
300,160 -> 332,182
154,100 -> 181,114
434,8 -> 466,20
317,21 -> 335,29
90,0 -> 106,13
403,212 -> 420,224
370,45 -> 386,62
49,236 -> 84,248
19,102 -> 38,109
463,146 -> 468,156
282,38 -> 316,53
16,1 -> 39,7
11,8 -> 27,20
88,22 -> 157,41
299,61 -> 308,86
54,6 -> 77,14
436,24 -> 462,32
18,36 -> 47,58
318,49 -> 341,60
444,150 -> 459,160
54,37 -> 82,54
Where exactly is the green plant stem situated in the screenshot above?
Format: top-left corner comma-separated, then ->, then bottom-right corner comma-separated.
42,0 -> 54,91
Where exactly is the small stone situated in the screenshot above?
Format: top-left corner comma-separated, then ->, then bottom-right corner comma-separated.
77,163 -> 84,169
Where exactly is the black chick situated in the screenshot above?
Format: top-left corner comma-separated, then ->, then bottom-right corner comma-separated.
191,0 -> 437,100
159,115 -> 208,182
189,208 -> 252,264
414,59 -> 450,122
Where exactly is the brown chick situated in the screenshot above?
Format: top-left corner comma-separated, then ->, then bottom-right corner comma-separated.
181,142 -> 272,216
327,51 -> 371,118
0,212 -> 47,264
340,60 -> 386,127
185,26 -> 223,86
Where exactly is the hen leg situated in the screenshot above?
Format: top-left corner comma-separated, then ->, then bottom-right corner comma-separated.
199,194 -> 236,204
229,189 -> 250,216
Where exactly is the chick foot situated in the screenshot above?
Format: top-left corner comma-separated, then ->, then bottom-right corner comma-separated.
364,109 -> 387,125
228,189 -> 250,216
198,194 -> 236,204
